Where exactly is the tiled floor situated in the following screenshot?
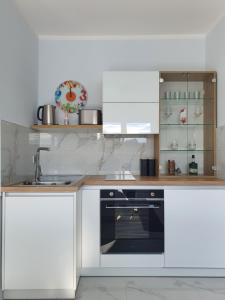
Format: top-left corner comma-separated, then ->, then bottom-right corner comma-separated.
75,277 -> 225,300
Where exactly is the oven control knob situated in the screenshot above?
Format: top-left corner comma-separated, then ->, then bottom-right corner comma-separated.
109,192 -> 114,197
150,192 -> 155,197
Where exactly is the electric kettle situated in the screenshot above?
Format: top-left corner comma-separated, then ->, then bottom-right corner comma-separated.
37,105 -> 56,125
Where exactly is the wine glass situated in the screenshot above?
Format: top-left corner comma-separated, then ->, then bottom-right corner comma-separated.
165,105 -> 173,118
194,105 -> 203,118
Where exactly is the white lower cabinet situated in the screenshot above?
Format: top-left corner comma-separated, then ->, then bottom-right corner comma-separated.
7,187 -> 225,288
2,193 -> 80,292
75,190 -> 82,287
165,189 -> 225,268
82,189 -> 100,268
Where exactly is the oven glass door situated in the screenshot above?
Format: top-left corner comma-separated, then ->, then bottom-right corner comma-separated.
101,200 -> 164,254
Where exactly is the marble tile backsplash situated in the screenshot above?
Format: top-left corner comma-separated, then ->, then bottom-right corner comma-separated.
216,126 -> 225,179
1,122 -> 224,181
40,130 -> 154,175
1,120 -> 39,185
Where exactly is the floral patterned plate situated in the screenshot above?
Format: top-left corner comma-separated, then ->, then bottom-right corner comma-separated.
55,80 -> 88,113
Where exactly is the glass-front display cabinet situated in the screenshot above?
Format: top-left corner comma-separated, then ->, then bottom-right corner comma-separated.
159,71 -> 216,176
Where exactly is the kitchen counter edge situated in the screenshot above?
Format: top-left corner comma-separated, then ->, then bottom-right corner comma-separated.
2,176 -> 225,193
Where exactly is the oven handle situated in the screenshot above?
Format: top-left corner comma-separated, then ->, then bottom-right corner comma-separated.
106,205 -> 160,209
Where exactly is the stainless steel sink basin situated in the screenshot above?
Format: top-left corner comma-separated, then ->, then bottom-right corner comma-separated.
20,180 -> 72,186
18,175 -> 84,187
35,181 -> 72,186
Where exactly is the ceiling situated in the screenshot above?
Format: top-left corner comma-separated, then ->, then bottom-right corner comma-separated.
14,0 -> 225,37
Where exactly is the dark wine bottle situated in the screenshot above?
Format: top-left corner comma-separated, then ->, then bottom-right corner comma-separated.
189,155 -> 198,175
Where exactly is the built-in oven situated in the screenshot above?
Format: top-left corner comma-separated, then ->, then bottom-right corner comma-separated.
100,189 -> 164,254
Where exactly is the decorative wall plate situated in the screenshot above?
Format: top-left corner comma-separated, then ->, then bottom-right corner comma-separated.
55,80 -> 88,113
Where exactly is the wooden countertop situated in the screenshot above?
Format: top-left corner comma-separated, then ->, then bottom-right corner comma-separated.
2,176 -> 225,193
83,176 -> 225,186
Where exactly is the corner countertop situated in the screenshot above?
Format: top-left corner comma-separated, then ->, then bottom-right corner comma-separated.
1,175 -> 225,193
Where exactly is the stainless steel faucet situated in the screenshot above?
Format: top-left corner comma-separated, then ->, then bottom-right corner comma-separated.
34,147 -> 50,183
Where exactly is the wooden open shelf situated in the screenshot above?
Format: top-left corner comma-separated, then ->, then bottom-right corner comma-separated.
32,124 -> 102,132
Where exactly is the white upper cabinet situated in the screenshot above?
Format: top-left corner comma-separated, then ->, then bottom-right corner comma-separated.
103,102 -> 159,134
103,71 -> 159,102
103,71 -> 159,134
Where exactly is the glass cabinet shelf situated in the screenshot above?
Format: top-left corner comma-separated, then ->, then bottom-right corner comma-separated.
160,149 -> 213,152
160,98 -> 213,101
160,124 -> 214,126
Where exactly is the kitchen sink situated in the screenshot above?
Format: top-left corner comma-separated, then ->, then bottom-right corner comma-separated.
19,175 -> 84,186
20,180 -> 72,186
17,175 -> 84,187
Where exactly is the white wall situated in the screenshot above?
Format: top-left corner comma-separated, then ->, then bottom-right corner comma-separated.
0,0 -> 38,127
38,38 -> 206,113
206,15 -> 225,127
206,15 -> 225,178
38,37 -> 207,174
